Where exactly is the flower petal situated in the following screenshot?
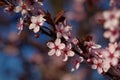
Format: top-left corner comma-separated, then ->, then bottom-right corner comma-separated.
68,51 -> 75,57
48,49 -> 55,56
47,42 -> 55,49
56,50 -> 61,56
55,39 -> 61,46
63,55 -> 68,61
14,6 -> 21,13
29,23 -> 35,29
33,26 -> 40,33
59,43 -> 65,49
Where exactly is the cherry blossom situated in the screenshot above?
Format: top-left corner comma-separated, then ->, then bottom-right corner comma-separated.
102,43 -> 120,66
103,9 -> 120,30
92,58 -> 103,74
104,28 -> 119,42
71,57 -> 84,72
56,20 -> 72,40
47,39 -> 65,56
17,18 -> 24,35
14,0 -> 31,16
62,44 -> 75,61
29,15 -> 46,33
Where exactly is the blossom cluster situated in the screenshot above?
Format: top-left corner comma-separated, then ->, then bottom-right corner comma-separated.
1,0 -> 120,79
103,9 -> 120,42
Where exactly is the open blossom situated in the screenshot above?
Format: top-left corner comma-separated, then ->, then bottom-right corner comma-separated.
102,43 -> 120,66
17,18 -> 23,35
104,29 -> 119,42
14,1 -> 31,16
47,39 -> 65,56
92,58 -> 110,74
71,57 -> 84,72
56,20 -> 72,40
103,9 -> 120,30
29,15 -> 46,33
62,44 -> 75,61
92,58 -> 104,74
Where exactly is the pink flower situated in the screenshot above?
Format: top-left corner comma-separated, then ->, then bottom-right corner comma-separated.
92,58 -> 107,74
17,18 -> 23,35
47,39 -> 65,56
102,43 -> 120,66
56,20 -> 72,40
14,1 -> 31,16
62,44 -> 75,61
104,29 -> 119,42
29,15 -> 46,33
71,57 -> 84,72
103,9 -> 120,30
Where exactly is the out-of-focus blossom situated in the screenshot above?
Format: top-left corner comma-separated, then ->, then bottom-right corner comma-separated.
47,39 -> 65,56
62,44 -> 75,61
71,57 -> 84,72
29,15 -> 46,33
102,43 -> 120,66
14,0 -> 31,16
56,20 -> 72,40
8,32 -> 19,42
104,29 -> 119,42
3,45 -> 18,55
103,9 -> 120,30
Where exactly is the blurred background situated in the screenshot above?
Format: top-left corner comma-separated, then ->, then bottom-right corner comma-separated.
0,0 -> 119,80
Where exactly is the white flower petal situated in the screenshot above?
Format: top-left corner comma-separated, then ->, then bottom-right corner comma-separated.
75,63 -> 80,69
114,51 -> 120,58
21,9 -> 27,16
47,42 -> 55,49
63,55 -> 68,62
33,26 -> 40,33
55,39 -> 61,46
111,58 -> 118,66
29,23 -> 35,29
57,32 -> 62,38
59,43 -> 65,49
92,44 -> 101,49
98,67 -> 103,74
71,68 -> 75,72
64,25 -> 72,32
67,51 -> 75,57
48,49 -> 55,56
14,6 -> 21,13
31,16 -> 37,23
63,34 -> 69,40
56,50 -> 61,56
92,65 -> 97,69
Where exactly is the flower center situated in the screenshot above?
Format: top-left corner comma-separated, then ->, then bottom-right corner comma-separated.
110,14 -> 115,20
54,45 -> 59,50
109,53 -> 114,59
21,4 -> 26,10
35,21 -> 40,26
